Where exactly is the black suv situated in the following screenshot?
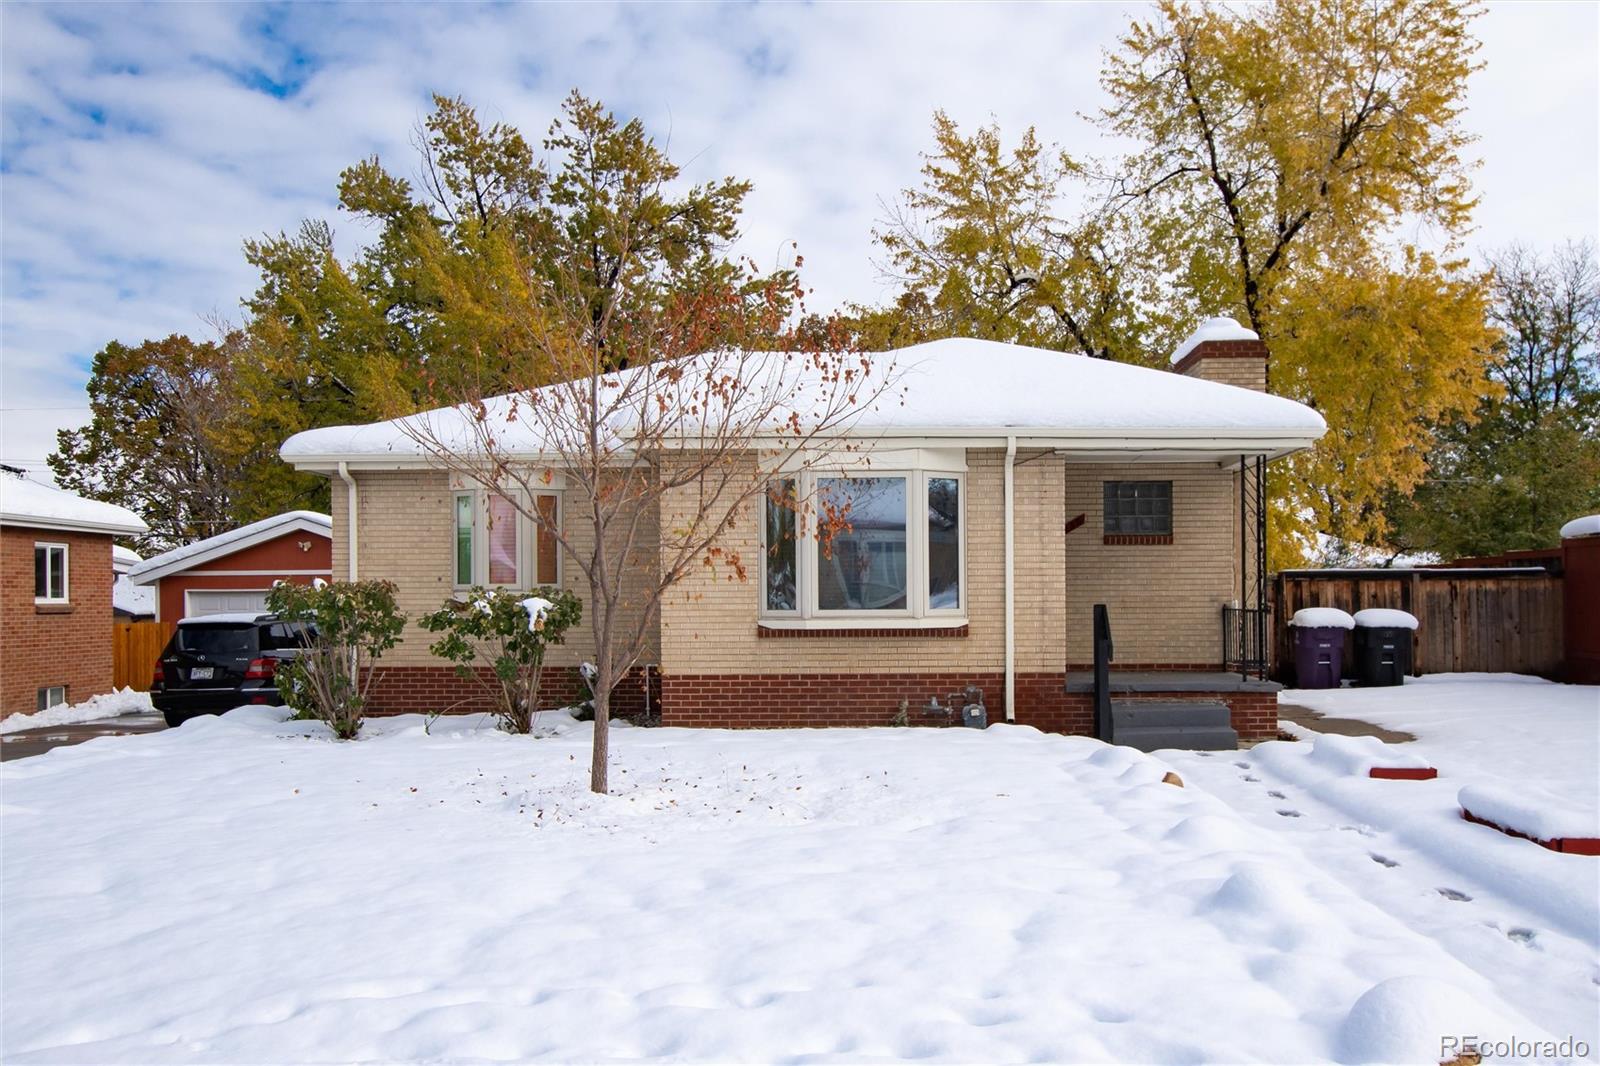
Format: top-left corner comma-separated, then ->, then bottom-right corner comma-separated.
151,614 -> 312,727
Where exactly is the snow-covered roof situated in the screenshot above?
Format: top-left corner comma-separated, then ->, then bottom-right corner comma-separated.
1559,514 -> 1600,540
112,545 -> 142,573
281,338 -> 1325,466
113,575 -> 156,618
128,511 -> 332,585
0,476 -> 148,536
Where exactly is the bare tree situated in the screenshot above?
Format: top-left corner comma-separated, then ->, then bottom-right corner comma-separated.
401,250 -> 897,793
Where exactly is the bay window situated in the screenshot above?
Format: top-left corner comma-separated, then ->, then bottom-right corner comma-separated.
452,488 -> 561,589
762,459 -> 965,625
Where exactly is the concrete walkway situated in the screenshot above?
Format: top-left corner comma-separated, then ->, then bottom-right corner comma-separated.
1277,701 -> 1416,743
0,713 -> 166,762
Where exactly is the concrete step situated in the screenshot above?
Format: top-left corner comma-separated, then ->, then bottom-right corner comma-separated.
1111,700 -> 1232,730
1112,723 -> 1240,752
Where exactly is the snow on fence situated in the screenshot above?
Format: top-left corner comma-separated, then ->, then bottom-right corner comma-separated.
1270,567 -> 1563,681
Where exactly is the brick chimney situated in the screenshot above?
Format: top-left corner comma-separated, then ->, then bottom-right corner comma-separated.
1170,316 -> 1267,391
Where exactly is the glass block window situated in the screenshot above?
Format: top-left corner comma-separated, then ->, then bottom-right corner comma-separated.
1103,481 -> 1173,536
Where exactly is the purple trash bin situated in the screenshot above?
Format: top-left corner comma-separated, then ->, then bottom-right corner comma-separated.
1293,626 -> 1348,689
1289,608 -> 1355,689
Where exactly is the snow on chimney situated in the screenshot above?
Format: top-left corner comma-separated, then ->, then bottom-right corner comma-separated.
1169,316 -> 1268,391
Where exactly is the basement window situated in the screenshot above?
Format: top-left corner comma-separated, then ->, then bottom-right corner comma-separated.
36,686 -> 66,712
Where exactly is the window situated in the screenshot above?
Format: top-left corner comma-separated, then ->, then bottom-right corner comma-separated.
33,543 -> 67,603
761,462 -> 965,625
1103,481 -> 1172,538
36,686 -> 66,712
818,477 -> 908,611
452,489 -> 561,588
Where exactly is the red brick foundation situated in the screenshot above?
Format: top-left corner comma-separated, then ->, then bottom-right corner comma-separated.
660,671 -> 1280,741
363,665 -> 660,720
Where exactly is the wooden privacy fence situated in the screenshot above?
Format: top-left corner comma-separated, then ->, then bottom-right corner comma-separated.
112,621 -> 174,691
1271,568 -> 1564,681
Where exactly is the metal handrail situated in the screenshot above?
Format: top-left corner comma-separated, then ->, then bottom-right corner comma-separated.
1093,604 -> 1113,740
1222,604 -> 1269,680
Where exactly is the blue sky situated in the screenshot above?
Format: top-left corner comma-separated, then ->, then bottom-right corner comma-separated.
3,1 -> 1597,480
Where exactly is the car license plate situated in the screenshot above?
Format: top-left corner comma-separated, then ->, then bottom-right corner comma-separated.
190,666 -> 214,680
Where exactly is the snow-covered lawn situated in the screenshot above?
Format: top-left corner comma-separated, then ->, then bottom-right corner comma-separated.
2,708 -> 1579,1064
1165,675 -> 1600,1060
0,687 -> 154,735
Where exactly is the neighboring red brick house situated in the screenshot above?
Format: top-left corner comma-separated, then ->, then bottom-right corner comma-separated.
1560,514 -> 1600,684
127,511 -> 332,621
1,475 -> 148,718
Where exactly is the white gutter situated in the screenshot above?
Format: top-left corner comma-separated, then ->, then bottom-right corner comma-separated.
1003,435 -> 1017,722
336,462 -> 358,580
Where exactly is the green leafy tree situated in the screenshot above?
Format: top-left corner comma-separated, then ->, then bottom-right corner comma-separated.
1097,0 -> 1491,558
420,586 -> 583,734
48,333 -> 256,552
1386,240 -> 1600,556
863,112 -> 1175,363
266,580 -> 407,740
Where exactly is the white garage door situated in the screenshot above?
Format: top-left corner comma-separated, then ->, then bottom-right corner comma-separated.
184,590 -> 271,617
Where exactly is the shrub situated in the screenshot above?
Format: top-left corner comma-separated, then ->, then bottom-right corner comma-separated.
419,586 -> 582,734
265,579 -> 407,739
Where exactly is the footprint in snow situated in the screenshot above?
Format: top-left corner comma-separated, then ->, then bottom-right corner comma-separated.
1268,790 -> 1287,799
1276,809 -> 1303,818
1369,853 -> 1399,868
1338,824 -> 1376,837
1506,927 -> 1537,944
1436,887 -> 1473,902
1234,761 -> 1251,769
1241,774 -> 1260,782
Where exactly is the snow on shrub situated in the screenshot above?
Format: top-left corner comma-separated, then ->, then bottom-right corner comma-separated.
1289,607 -> 1355,629
264,580 -> 407,740
1337,975 -> 1523,1065
420,586 -> 582,735
1305,734 -> 1431,776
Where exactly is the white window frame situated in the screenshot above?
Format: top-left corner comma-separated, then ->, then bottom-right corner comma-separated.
451,488 -> 562,591
760,463 -> 967,629
37,686 -> 66,711
34,542 -> 69,604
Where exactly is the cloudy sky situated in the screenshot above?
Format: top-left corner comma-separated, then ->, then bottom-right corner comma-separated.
2,1 -> 1596,481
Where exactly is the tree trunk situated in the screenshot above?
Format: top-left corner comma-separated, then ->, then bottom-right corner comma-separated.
590,684 -> 610,793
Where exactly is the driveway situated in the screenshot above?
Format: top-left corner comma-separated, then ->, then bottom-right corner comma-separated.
0,713 -> 166,761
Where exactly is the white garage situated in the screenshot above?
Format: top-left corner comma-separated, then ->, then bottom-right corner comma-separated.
183,590 -> 271,618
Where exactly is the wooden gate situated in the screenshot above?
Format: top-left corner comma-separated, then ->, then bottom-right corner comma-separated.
1271,568 -> 1564,680
112,621 -> 174,691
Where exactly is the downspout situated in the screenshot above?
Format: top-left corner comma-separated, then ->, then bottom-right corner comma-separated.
1004,435 -> 1017,721
336,462 -> 358,581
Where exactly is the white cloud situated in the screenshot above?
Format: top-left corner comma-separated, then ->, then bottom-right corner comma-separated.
2,1 -> 1595,480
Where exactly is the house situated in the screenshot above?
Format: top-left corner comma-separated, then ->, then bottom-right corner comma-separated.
127,511 -> 333,621
279,319 -> 1326,746
112,546 -> 155,620
1,474 -> 148,717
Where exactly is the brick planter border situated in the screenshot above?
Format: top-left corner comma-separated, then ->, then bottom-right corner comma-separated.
1460,809 -> 1600,856
1368,767 -> 1438,780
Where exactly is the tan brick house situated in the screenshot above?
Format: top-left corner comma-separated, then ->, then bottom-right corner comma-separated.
281,318 -> 1325,746
1,474 -> 148,718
